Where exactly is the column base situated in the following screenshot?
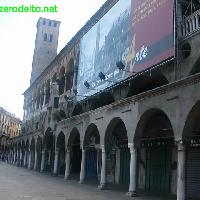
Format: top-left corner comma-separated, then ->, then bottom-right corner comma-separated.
79,179 -> 84,184
52,173 -> 58,177
64,175 -> 69,180
126,191 -> 137,197
98,183 -> 107,190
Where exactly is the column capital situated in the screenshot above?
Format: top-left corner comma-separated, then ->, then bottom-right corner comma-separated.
128,143 -> 136,153
55,148 -> 59,154
65,149 -> 70,153
101,145 -> 105,153
82,149 -> 86,153
176,140 -> 185,151
128,143 -> 135,149
42,149 -> 46,154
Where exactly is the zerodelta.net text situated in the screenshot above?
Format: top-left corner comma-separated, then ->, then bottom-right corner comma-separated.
0,5 -> 58,13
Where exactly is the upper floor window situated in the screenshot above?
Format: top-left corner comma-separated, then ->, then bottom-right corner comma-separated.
50,34 -> 53,42
43,20 -> 46,25
48,21 -> 51,26
54,22 -> 57,27
44,33 -> 47,41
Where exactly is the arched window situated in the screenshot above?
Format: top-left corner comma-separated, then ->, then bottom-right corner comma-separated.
44,33 -> 47,41
50,34 -> 53,42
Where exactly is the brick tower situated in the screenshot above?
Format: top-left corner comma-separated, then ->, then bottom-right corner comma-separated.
30,17 -> 60,84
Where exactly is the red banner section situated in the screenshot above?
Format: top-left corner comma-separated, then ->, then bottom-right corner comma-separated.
129,0 -> 174,73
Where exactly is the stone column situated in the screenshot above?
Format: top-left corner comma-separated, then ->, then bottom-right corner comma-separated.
15,149 -> 17,165
127,143 -> 137,197
34,97 -> 37,111
98,145 -> 106,190
53,149 -> 59,176
72,63 -> 78,92
9,151 -> 12,163
39,90 -> 43,109
19,149 -> 22,166
16,149 -> 19,165
40,149 -> 46,172
43,87 -> 46,107
79,149 -> 86,183
13,150 -> 16,164
64,150 -> 71,180
33,150 -> 38,170
23,151 -> 27,167
177,141 -> 186,200
28,150 -> 32,169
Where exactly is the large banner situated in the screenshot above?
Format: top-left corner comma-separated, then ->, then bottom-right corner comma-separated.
77,0 -> 174,99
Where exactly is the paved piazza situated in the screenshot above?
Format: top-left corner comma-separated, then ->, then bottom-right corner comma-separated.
0,162 -> 170,200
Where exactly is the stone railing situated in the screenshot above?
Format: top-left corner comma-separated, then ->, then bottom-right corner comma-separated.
181,9 -> 200,37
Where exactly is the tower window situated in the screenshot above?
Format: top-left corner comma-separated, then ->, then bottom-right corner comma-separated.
44,33 -> 47,41
50,34 -> 53,42
54,22 -> 57,27
43,20 -> 46,25
48,21 -> 51,26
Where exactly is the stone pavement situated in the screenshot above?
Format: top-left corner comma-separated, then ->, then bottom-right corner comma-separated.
0,162 -> 172,200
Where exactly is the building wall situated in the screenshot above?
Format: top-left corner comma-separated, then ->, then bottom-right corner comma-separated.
9,0 -> 200,198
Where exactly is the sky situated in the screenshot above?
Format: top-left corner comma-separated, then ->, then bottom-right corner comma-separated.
0,0 -> 106,119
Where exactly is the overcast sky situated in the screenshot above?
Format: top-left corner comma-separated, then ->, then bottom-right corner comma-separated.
0,0 -> 106,119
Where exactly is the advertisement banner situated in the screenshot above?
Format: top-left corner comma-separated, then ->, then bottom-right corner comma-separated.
77,0 -> 174,99
130,0 -> 174,73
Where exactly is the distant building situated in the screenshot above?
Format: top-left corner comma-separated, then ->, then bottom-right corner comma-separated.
0,107 -> 21,160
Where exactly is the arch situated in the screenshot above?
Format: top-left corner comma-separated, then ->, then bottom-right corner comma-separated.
67,128 -> 81,176
44,33 -> 47,41
44,128 -> 53,150
25,139 -> 29,151
67,128 -> 80,148
134,108 -> 175,195
43,128 -> 54,172
56,131 -> 65,149
182,101 -> 200,198
36,136 -> 42,151
29,137 -> 35,169
134,108 -> 174,145
59,67 -> 65,95
65,58 -> 74,91
40,85 -> 45,107
30,137 -> 35,150
83,124 -> 100,181
18,142 -> 22,150
45,80 -> 50,104
83,124 -> 100,148
56,132 -> 65,175
183,101 -> 200,141
104,117 -> 129,186
21,140 -> 26,167
36,88 -> 41,109
104,117 -> 128,151
36,136 -> 42,171
22,140 -> 25,148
